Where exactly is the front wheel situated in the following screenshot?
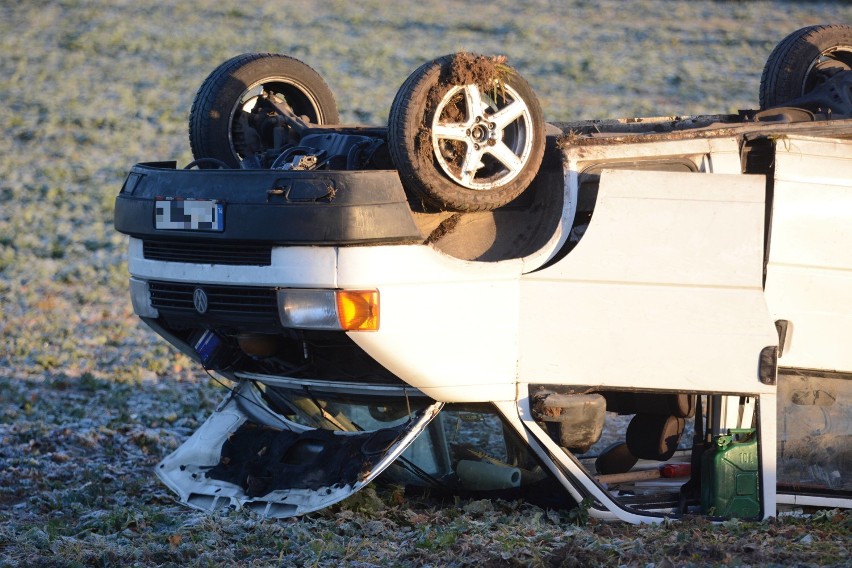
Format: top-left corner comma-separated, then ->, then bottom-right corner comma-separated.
759,24 -> 852,109
388,53 -> 546,212
189,53 -> 339,168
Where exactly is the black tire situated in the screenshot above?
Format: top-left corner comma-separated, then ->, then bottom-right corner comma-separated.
388,53 -> 545,212
759,24 -> 852,109
189,53 -> 339,167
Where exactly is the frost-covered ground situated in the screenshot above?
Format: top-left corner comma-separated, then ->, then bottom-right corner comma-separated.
1,1 -> 851,565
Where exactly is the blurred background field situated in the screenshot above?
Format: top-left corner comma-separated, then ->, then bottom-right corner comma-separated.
1,1 -> 850,566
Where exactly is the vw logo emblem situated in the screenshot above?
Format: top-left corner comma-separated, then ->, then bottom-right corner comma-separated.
193,288 -> 209,314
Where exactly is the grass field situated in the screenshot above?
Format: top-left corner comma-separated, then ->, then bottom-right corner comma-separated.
1,1 -> 851,566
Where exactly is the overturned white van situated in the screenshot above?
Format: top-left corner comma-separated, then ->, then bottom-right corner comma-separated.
115,25 -> 852,522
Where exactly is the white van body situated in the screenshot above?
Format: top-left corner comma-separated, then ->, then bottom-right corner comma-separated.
119,115 -> 852,522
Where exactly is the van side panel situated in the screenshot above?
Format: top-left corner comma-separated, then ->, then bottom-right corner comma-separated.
519,169 -> 777,393
765,136 -> 852,373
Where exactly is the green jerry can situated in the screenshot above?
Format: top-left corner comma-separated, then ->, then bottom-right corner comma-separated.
700,428 -> 760,518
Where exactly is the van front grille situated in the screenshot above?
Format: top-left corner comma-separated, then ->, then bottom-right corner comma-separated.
148,281 -> 278,321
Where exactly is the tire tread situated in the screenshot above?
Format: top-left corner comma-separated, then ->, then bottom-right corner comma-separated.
189,53 -> 338,166
760,25 -> 852,109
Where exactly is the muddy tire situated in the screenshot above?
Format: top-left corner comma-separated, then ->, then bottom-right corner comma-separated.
189,53 -> 339,167
759,25 -> 852,109
388,53 -> 545,211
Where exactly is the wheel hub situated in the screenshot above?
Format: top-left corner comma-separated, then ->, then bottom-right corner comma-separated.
470,122 -> 489,143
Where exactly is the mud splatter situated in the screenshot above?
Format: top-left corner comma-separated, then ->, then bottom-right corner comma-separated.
557,129 -> 584,148
446,52 -> 510,91
424,213 -> 462,243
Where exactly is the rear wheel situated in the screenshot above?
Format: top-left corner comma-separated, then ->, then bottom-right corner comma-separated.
759,24 -> 852,109
388,53 -> 545,211
189,53 -> 339,167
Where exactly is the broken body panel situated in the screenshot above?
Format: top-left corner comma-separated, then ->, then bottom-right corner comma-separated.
116,116 -> 852,521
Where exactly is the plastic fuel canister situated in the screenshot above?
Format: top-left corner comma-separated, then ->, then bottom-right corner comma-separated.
700,428 -> 760,518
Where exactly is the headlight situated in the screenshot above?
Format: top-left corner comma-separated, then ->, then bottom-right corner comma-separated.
277,289 -> 379,331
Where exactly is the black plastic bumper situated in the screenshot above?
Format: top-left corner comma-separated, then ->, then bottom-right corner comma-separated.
114,162 -> 423,245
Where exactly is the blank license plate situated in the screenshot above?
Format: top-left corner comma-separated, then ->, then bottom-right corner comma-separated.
155,199 -> 223,231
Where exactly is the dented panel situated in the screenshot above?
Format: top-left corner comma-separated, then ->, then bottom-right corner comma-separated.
156,381 -> 443,517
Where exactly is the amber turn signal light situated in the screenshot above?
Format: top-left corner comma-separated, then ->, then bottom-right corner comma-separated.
336,290 -> 379,331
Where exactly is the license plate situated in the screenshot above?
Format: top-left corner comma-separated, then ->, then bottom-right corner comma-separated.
155,199 -> 224,231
